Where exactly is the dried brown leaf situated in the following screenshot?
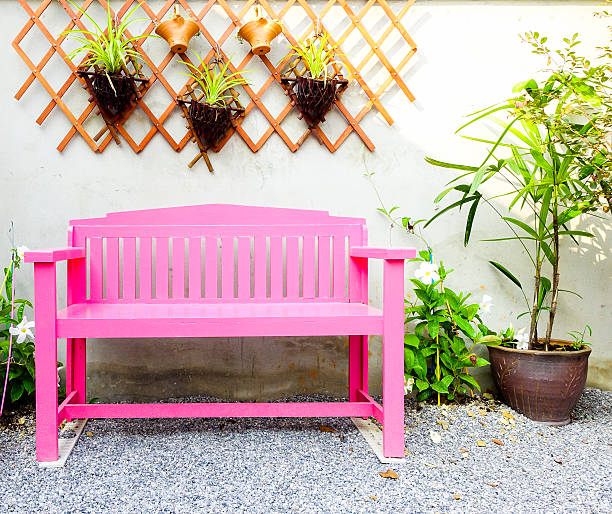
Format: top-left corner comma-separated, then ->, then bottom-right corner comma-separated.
319,425 -> 337,433
379,469 -> 399,479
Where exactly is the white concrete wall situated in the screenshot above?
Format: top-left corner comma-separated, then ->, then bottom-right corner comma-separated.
1,0 -> 610,400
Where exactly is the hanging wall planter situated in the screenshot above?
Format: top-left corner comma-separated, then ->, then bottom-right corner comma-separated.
280,33 -> 348,128
77,69 -> 145,120
177,54 -> 248,171
63,2 -> 155,141
155,4 -> 200,54
237,5 -> 282,56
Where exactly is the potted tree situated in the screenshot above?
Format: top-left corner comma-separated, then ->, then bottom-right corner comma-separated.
63,1 -> 154,120
178,53 -> 249,151
281,33 -> 347,127
424,32 -> 610,424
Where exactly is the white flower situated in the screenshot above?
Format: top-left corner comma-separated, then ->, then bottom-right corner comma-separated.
9,316 -> 34,344
16,246 -> 30,260
414,262 -> 440,283
479,294 -> 494,313
515,328 -> 529,350
404,376 -> 415,395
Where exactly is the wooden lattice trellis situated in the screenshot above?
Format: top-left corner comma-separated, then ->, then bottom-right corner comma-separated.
12,0 -> 418,162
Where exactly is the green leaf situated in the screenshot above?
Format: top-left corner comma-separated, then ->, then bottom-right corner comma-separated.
404,334 -> 420,348
464,197 -> 480,246
451,337 -> 466,355
537,277 -> 552,310
452,315 -> 476,338
404,347 -> 415,371
10,382 -> 24,403
415,378 -> 429,391
427,319 -> 440,339
459,373 -> 481,391
502,217 -> 540,239
431,375 -> 454,394
424,194 -> 481,228
489,261 -> 523,290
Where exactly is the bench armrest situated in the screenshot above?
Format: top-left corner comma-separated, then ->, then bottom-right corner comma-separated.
24,247 -> 86,263
349,247 -> 416,260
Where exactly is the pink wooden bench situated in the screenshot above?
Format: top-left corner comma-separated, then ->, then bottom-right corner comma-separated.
25,205 -> 415,462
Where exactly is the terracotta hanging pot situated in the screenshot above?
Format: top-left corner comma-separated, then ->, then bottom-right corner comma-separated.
155,5 -> 199,54
237,6 -> 282,55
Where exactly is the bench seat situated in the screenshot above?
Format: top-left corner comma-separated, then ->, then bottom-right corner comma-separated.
57,302 -> 384,338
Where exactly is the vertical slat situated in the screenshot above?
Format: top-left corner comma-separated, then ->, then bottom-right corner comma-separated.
156,237 -> 169,300
254,236 -> 267,298
205,236 -> 218,298
105,238 -> 119,300
221,237 -> 235,298
286,236 -> 299,298
237,237 -> 251,299
188,237 -> 201,299
318,236 -> 331,298
333,235 -> 346,299
172,238 -> 185,299
122,238 -> 136,300
89,237 -> 103,300
302,236 -> 315,299
139,238 -> 152,300
270,236 -> 283,299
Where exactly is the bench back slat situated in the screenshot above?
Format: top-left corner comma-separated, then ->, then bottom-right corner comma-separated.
71,205 -> 367,304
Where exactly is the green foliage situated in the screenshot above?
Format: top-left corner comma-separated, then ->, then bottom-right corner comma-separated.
567,325 -> 592,350
425,29 -> 611,349
287,33 -> 339,82
180,53 -> 250,107
0,253 -> 35,404
404,254 -> 501,402
63,1 -> 155,74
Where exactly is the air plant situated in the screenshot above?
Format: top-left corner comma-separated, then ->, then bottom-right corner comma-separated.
180,52 -> 250,107
63,1 -> 155,78
287,33 -> 339,83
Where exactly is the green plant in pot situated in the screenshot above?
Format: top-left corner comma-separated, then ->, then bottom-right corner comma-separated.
424,31 -> 611,424
63,1 -> 155,119
281,33 -> 348,127
178,53 -> 249,150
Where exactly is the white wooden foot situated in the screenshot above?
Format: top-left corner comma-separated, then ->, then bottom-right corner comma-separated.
351,417 -> 406,464
38,418 -> 88,468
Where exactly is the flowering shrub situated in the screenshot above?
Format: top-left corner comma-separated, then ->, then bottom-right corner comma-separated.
404,252 -> 502,401
0,248 -> 40,405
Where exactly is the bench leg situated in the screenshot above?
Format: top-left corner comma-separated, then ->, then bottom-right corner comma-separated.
65,338 -> 86,422
34,263 -> 59,462
382,259 -> 405,458
348,335 -> 368,402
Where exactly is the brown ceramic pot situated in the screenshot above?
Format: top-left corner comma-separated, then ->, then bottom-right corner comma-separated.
238,17 -> 282,55
155,6 -> 199,53
488,341 -> 591,425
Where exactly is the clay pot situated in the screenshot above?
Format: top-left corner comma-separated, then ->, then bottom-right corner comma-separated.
155,5 -> 199,53
237,9 -> 282,55
488,341 -> 591,425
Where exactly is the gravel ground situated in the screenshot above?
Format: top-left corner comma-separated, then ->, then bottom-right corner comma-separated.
0,388 -> 610,513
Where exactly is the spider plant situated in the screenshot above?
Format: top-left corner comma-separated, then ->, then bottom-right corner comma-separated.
63,1 -> 155,75
180,53 -> 250,107
287,33 -> 339,82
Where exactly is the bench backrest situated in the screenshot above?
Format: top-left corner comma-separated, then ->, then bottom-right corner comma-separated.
67,205 -> 367,303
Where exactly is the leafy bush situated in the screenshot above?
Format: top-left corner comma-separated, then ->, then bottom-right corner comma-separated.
0,251 -> 35,404
404,251 -> 501,401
